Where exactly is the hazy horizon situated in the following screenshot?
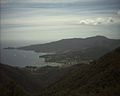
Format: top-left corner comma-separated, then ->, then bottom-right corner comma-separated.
1,0 -> 120,43
0,35 -> 120,48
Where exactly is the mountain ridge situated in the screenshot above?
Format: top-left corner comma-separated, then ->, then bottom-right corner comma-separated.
18,36 -> 120,53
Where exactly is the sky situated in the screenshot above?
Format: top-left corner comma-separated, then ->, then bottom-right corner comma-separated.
0,0 -> 120,43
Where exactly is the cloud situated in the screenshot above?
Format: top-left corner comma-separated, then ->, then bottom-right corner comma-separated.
117,10 -> 120,16
23,0 -> 78,3
0,0 -> 12,4
0,0 -> 79,4
79,17 -> 114,25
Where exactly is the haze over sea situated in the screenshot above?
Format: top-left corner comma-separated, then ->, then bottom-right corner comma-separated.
0,40 -> 61,67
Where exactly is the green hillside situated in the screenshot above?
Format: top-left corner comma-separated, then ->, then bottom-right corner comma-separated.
39,47 -> 120,96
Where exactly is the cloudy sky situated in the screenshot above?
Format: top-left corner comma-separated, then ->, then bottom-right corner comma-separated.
1,0 -> 120,43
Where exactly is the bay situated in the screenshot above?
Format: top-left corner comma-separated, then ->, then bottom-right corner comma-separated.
0,49 -> 61,67
0,41 -> 61,67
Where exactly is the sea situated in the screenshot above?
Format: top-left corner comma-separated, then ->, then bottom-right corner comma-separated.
0,41 -> 61,67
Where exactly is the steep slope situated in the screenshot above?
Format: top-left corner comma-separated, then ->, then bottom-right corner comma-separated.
0,63 -> 85,96
18,36 -> 120,53
39,47 -> 120,96
0,64 -> 54,95
0,64 -> 31,96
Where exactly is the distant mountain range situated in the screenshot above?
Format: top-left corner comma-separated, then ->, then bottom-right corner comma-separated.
0,47 -> 120,96
18,36 -> 120,53
18,36 -> 120,64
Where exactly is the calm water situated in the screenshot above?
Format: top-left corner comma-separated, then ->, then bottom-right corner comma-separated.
0,41 -> 61,67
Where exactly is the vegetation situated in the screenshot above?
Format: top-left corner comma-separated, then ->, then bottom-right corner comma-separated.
0,46 -> 120,96
0,80 -> 30,96
39,47 -> 120,96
